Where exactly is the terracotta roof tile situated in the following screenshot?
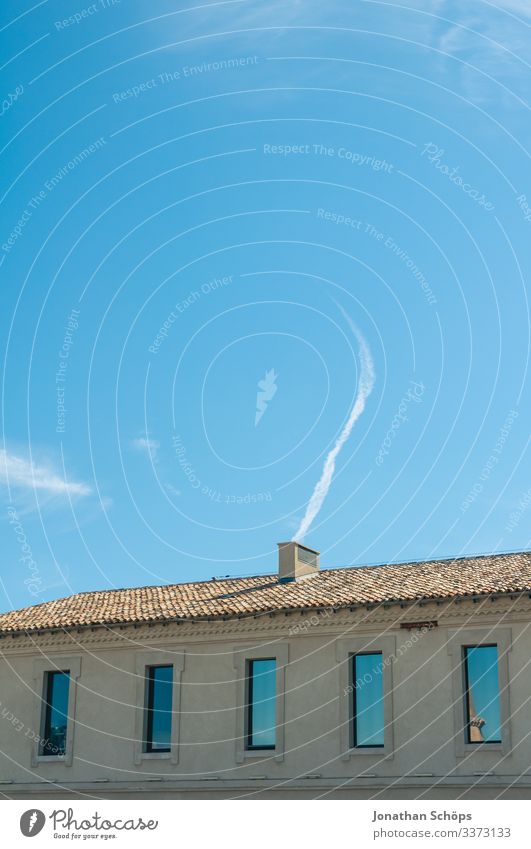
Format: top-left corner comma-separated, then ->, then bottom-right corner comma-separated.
1,551 -> 530,635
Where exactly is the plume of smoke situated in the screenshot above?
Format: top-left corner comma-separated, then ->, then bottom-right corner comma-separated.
255,369 -> 278,426
293,310 -> 375,541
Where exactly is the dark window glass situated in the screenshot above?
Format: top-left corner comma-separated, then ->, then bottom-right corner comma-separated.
352,653 -> 384,747
41,671 -> 70,756
247,659 -> 276,749
145,665 -> 173,752
464,645 -> 501,744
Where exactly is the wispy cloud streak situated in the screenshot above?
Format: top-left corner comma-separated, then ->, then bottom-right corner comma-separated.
293,311 -> 375,541
130,437 -> 160,462
0,448 -> 91,497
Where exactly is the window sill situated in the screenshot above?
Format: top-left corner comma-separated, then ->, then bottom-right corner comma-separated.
35,755 -> 67,764
139,751 -> 172,760
242,748 -> 281,761
342,747 -> 393,761
458,743 -> 503,756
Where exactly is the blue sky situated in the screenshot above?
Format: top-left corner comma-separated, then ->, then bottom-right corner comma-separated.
1,0 -> 530,610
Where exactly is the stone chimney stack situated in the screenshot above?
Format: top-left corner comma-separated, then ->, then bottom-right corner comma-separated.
278,541 -> 320,583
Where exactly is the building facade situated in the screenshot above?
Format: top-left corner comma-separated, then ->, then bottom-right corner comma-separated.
0,543 -> 530,799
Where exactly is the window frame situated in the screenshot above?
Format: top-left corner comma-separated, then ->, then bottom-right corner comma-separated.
144,664 -> 174,754
463,644 -> 502,746
233,642 -> 288,763
134,650 -> 184,765
31,656 -> 81,768
40,669 -> 71,757
351,651 -> 385,750
246,658 -> 277,751
447,627 -> 512,758
336,636 -> 395,760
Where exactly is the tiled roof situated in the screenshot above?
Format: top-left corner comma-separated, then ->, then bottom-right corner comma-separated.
1,551 -> 530,636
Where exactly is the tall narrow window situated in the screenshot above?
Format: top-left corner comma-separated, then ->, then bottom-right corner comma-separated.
464,645 -> 502,744
352,653 -> 384,748
247,659 -> 276,750
41,670 -> 70,756
145,665 -> 173,753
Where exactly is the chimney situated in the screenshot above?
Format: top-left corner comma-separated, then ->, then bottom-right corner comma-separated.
278,541 -> 320,583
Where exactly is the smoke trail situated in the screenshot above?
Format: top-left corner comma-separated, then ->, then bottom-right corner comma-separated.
293,310 -> 375,541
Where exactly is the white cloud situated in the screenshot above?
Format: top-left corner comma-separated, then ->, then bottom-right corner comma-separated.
293,310 -> 375,541
0,448 -> 91,497
466,0 -> 531,14
130,437 -> 160,462
384,0 -> 531,109
390,0 -> 530,16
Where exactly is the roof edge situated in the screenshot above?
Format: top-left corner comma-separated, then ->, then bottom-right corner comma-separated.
2,587 -> 530,640
3,548 -> 529,618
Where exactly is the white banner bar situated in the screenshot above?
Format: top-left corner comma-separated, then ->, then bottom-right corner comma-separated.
2,799 -> 526,847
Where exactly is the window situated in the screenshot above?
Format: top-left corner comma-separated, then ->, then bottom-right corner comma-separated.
464,645 -> 502,744
447,629 -> 511,757
134,652 -> 183,765
337,638 -> 394,758
234,645 -> 287,763
352,653 -> 384,748
246,659 -> 276,750
144,665 -> 173,753
40,670 -> 70,757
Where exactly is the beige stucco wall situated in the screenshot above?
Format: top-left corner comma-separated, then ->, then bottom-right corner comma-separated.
0,595 -> 530,799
